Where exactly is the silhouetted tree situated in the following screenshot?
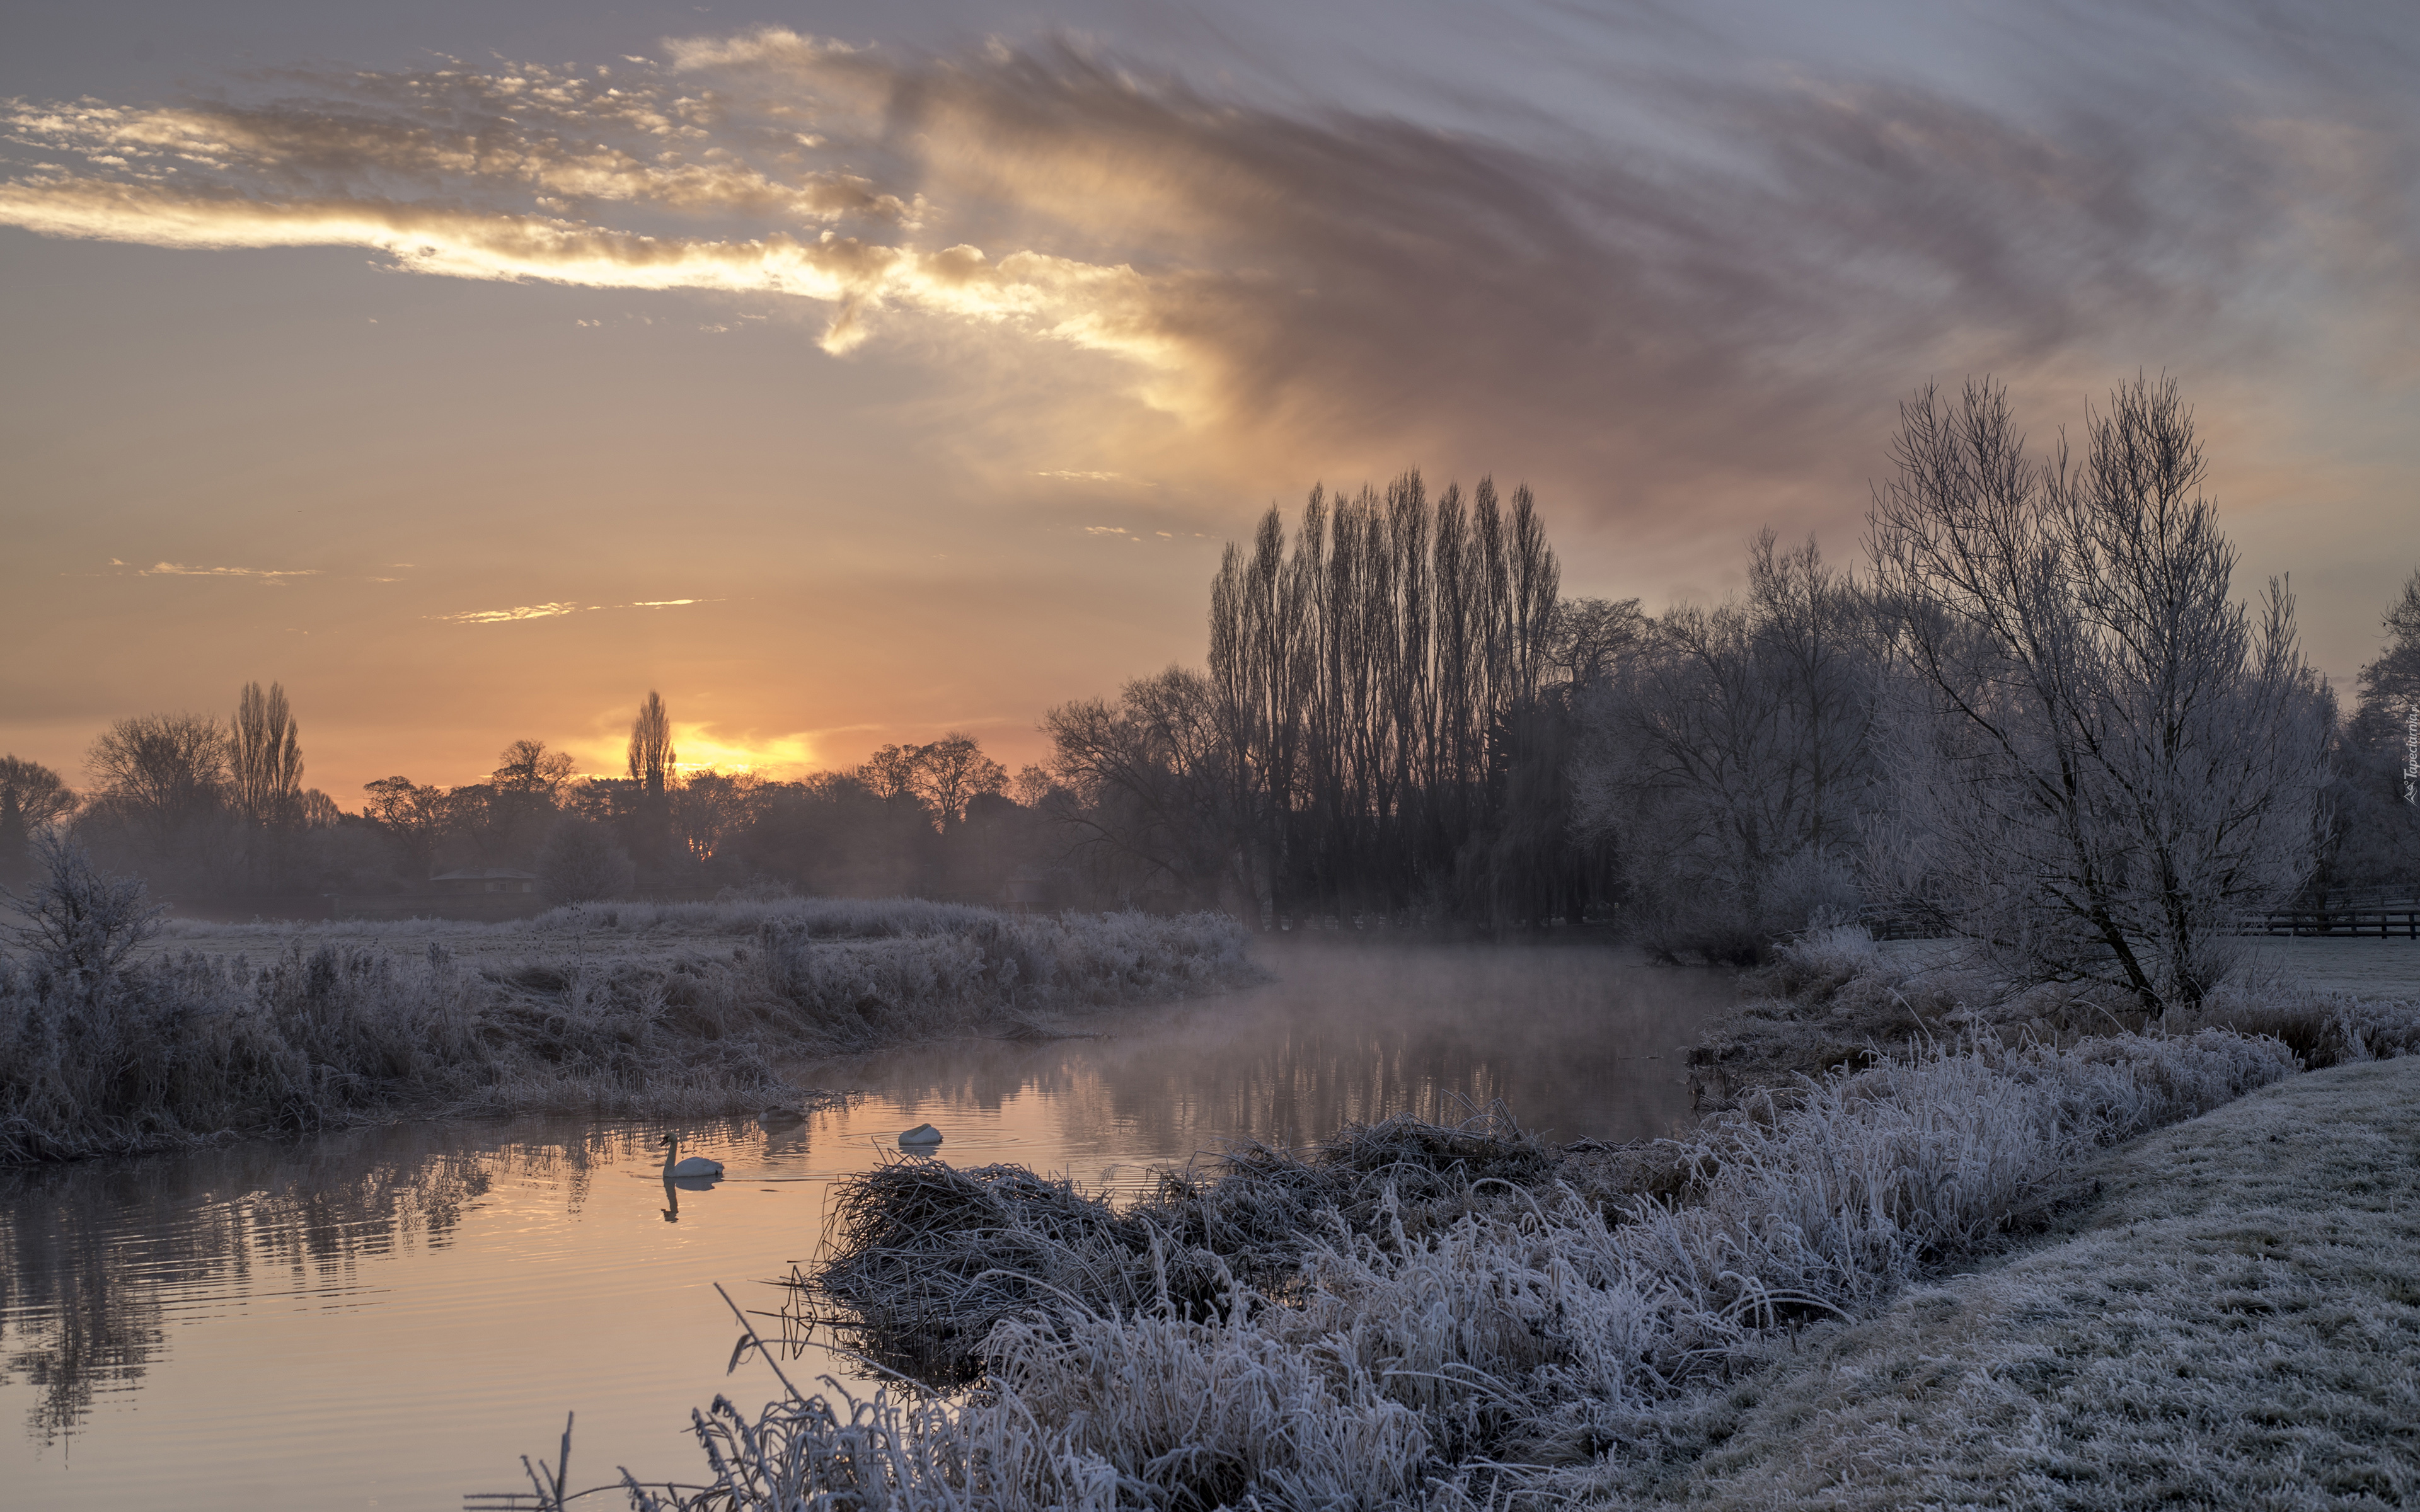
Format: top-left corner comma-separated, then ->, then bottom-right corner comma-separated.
2312,567 -> 2420,898
0,756 -> 77,830
909,733 -> 1008,829
2363,568 -> 2420,809
360,776 -> 450,878
858,744 -> 922,806
86,713 -> 228,861
1178,470 -> 1583,922
672,769 -> 764,866
1574,534 -> 1883,956
229,681 -> 304,827
626,692 -> 676,796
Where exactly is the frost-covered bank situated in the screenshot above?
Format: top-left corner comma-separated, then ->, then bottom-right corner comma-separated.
1632,1054 -> 2420,1510
0,847 -> 1259,1163
554,1026 -> 2346,1511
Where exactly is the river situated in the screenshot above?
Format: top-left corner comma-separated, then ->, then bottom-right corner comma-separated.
0,938 -> 1732,1511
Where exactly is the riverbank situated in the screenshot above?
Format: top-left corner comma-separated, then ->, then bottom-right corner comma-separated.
574,1028 -> 2334,1509
585,934 -> 2420,1511
0,897 -> 1259,1163
1626,1053 -> 2420,1509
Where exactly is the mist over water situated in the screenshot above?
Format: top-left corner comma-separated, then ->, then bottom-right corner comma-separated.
0,939 -> 1729,1511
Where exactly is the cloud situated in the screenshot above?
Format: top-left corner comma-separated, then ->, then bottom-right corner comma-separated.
137,561 -> 320,581
430,597 -> 723,624
433,601 -> 584,623
6,20 -> 2414,537
0,176 -> 1168,358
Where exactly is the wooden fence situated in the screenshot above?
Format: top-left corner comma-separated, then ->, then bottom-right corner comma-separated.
1858,902 -> 2420,942
2248,907 -> 2420,939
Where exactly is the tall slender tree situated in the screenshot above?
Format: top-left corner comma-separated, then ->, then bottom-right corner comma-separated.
229,681 -> 304,827
626,691 -> 676,796
1194,469 -> 1585,922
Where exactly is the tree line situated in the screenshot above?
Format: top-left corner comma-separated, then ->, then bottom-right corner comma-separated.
4,374 -> 2416,1000
1039,375 -> 2420,1010
0,687 -> 1060,909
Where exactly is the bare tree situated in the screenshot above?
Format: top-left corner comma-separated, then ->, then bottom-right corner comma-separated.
494,738 -> 576,799
1045,668 -> 1246,909
672,770 -> 764,863
229,680 -> 304,827
1574,534 -> 1882,953
360,775 -> 450,874
910,733 -> 1008,828
87,713 -> 228,852
489,738 -> 575,835
1202,471 -> 1574,920
626,691 -> 676,796
1,829 -> 161,978
0,756 -> 77,830
858,745 -> 925,807
1009,764 -> 1054,808
1547,597 -> 1645,689
2360,568 -> 2420,808
1868,376 -> 2330,1011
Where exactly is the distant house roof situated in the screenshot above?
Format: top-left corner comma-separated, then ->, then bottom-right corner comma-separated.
429,868 -> 539,881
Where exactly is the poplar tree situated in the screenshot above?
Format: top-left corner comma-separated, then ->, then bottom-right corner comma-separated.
626,692 -> 676,796
229,681 -> 304,827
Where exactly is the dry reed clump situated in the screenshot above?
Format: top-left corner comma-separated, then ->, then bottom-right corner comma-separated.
2170,973 -> 2420,1068
3,845 -> 1259,1163
558,1029 -> 2303,1511
809,1106 -> 1561,1384
1688,928 -> 1991,1110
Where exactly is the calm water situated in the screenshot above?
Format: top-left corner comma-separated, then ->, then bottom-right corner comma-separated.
0,939 -> 1732,1511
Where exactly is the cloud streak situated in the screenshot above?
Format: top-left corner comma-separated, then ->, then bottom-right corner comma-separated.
136,561 -> 321,581
430,597 -> 723,625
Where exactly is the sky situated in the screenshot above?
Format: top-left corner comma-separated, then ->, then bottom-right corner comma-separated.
3,0 -> 2416,800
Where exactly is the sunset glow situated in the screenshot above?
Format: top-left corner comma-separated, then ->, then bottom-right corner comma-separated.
4,3 -> 2416,798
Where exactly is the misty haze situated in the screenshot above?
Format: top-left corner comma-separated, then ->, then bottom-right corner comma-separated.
5,4 -> 2419,1510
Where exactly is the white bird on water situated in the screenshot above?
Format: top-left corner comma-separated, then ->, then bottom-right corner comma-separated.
899,1123 -> 944,1148
662,1134 -> 724,1179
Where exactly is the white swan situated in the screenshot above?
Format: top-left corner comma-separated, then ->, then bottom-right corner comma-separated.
898,1123 -> 944,1148
662,1134 -> 724,1179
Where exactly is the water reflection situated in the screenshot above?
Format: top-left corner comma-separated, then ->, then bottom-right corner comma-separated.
839,937 -> 1727,1176
0,1117 -> 757,1443
0,941 -> 1727,1511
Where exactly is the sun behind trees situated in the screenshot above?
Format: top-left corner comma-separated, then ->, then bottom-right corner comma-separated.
8,375 -> 2413,985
